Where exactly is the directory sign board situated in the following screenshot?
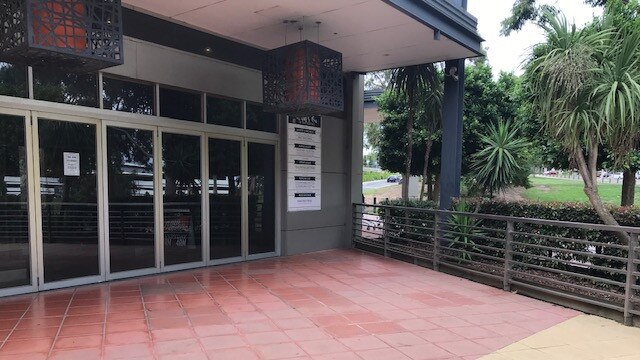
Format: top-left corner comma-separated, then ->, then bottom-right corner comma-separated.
287,116 -> 321,212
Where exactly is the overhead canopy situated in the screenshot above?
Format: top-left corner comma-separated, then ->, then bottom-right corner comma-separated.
123,0 -> 483,72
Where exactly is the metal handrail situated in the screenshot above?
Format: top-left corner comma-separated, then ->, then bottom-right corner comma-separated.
352,202 -> 640,326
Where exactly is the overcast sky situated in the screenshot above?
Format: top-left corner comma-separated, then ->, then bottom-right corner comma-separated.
467,0 -> 603,75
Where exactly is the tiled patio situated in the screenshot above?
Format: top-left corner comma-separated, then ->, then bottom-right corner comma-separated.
0,249 -> 581,360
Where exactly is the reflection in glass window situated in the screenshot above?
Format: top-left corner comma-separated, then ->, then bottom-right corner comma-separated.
162,133 -> 202,265
159,87 -> 202,122
246,104 -> 277,133
209,139 -> 242,260
107,127 -> 155,273
0,62 -> 27,98
206,96 -> 241,128
38,120 -> 99,283
103,77 -> 155,115
248,142 -> 276,255
0,115 -> 31,289
33,67 -> 98,107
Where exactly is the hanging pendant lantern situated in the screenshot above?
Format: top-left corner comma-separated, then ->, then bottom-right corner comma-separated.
263,40 -> 343,115
0,0 -> 123,72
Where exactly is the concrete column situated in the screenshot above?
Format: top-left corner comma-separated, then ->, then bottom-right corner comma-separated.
345,73 -> 365,244
439,59 -> 465,210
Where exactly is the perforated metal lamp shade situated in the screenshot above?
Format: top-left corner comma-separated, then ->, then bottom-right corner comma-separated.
0,0 -> 123,72
263,40 -> 344,115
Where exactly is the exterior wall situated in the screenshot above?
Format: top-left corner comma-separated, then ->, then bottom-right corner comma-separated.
279,75 -> 364,256
279,114 -> 349,255
104,37 -> 262,103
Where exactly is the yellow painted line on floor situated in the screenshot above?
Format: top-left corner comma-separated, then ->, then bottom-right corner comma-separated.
480,315 -> 640,360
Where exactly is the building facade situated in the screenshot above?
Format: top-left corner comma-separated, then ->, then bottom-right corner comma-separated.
0,0 -> 482,297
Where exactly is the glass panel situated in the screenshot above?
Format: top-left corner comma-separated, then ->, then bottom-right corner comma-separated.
162,133 -> 202,265
39,119 -> 99,283
246,104 -> 277,133
0,62 -> 27,98
33,68 -> 98,107
206,96 -> 241,128
107,127 -> 155,273
103,77 -> 155,115
248,143 -> 276,255
0,115 -> 30,289
159,87 -> 202,122
209,138 -> 241,260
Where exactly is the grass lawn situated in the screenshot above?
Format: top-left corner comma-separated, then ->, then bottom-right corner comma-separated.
362,170 -> 394,182
523,176 -> 640,205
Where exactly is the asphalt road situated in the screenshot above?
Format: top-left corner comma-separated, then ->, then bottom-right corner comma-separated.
363,179 -> 399,190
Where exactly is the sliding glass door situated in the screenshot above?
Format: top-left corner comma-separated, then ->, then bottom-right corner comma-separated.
0,112 -> 35,295
106,125 -> 156,276
248,142 -> 276,256
162,132 -> 204,267
36,117 -> 102,286
208,138 -> 242,261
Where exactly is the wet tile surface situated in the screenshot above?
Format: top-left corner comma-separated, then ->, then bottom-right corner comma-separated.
0,249 -> 579,359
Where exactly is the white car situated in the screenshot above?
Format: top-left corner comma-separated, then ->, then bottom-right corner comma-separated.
611,172 -> 624,180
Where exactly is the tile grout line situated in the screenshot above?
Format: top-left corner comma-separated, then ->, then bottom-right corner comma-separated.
0,294 -> 36,351
101,285 -> 112,360
46,289 -> 76,359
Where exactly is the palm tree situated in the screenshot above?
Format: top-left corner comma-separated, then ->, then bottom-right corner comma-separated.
592,6 -> 640,206
419,65 -> 443,201
472,120 -> 530,197
527,11 -> 628,238
389,64 -> 440,201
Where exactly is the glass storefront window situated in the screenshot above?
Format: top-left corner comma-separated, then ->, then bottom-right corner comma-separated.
162,133 -> 203,265
159,87 -> 202,123
107,127 -> 155,273
246,104 -> 277,133
248,142 -> 276,255
38,119 -> 99,283
33,68 -> 98,107
0,115 -> 31,289
209,138 -> 242,260
103,77 -> 155,115
0,62 -> 27,98
206,96 -> 241,128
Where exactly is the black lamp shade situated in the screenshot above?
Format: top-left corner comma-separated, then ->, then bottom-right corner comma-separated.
0,0 -> 123,72
263,40 -> 343,115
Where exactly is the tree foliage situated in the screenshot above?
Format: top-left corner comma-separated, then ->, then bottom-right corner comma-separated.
471,120 -> 531,196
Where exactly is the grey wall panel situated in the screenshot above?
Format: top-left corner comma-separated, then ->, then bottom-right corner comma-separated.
321,115 -> 347,174
103,38 -> 262,103
281,226 -> 346,256
284,173 -> 347,231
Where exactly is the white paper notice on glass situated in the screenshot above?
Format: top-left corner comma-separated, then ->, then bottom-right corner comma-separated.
63,152 -> 80,177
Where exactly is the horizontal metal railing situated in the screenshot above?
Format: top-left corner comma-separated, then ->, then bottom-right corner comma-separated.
352,203 -> 640,326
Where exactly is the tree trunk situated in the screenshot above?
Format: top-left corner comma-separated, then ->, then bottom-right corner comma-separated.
419,139 -> 433,201
621,169 -> 635,207
433,174 -> 440,202
427,175 -> 434,201
402,93 -> 415,201
574,147 -> 629,244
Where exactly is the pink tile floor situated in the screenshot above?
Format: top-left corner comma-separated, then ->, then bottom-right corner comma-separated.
0,249 -> 580,360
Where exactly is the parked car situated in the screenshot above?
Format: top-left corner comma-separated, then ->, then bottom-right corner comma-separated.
597,170 -> 610,178
387,175 -> 402,183
543,169 -> 557,176
611,172 -> 624,180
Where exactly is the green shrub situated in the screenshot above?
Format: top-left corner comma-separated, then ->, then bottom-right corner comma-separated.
374,198 -> 635,286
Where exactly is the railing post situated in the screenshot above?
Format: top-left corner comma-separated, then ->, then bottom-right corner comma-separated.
433,213 -> 440,271
503,221 -> 514,292
624,232 -> 638,326
383,207 -> 390,257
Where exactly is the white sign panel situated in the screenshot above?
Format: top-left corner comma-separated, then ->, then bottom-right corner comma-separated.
63,152 -> 80,177
287,116 -> 321,212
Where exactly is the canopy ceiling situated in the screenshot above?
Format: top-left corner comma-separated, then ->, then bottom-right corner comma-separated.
123,0 -> 483,72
